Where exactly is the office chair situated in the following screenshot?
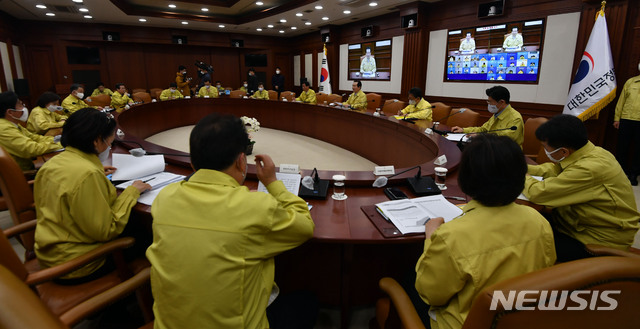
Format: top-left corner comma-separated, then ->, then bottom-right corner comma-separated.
88,94 -> 111,107
281,91 -> 296,101
446,108 -> 479,128
367,93 -> 383,110
381,99 -> 405,116
523,117 -> 548,161
431,102 -> 452,122
133,92 -> 152,104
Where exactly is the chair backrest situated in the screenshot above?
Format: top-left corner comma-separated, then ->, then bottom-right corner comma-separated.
281,91 -> 296,102
0,146 -> 36,255
149,88 -> 162,100
446,108 -> 480,128
327,94 -> 343,103
536,145 -> 552,164
132,88 -> 146,94
381,99 -> 405,116
523,117 -> 548,159
367,93 -> 382,110
132,92 -> 151,104
316,93 -> 328,105
229,90 -> 246,98
431,102 -> 452,122
462,256 -> 640,329
268,90 -> 278,100
88,94 -> 111,107
0,228 -> 29,282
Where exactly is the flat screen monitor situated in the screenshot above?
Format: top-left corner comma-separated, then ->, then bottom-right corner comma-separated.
67,47 -> 101,65
347,39 -> 392,81
245,54 -> 267,67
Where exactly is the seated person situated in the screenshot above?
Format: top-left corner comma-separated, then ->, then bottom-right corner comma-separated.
240,81 -> 248,93
146,113 -> 314,328
459,33 -> 475,53
62,84 -> 98,114
27,91 -> 67,136
110,83 -> 134,113
503,28 -> 524,50
0,91 -> 62,171
360,48 -> 377,77
159,83 -> 184,101
215,81 -> 225,93
342,80 -> 367,111
251,82 -> 270,100
295,81 -> 317,105
398,87 -> 432,120
451,85 -> 524,147
91,82 -> 113,97
414,134 -> 555,329
198,79 -> 219,98
523,115 -> 640,262
34,108 -> 151,281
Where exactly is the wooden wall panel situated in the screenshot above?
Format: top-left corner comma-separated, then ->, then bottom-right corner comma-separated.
105,45 -> 147,91
212,48 -> 242,89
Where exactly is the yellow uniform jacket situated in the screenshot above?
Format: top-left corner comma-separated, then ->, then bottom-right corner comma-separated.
91,88 -> 113,97
614,75 -> 640,121
251,89 -> 270,100
296,89 -> 317,104
462,105 -> 524,147
198,86 -> 219,98
61,95 -> 93,114
344,90 -> 367,110
159,89 -> 184,101
401,98 -> 433,120
110,92 -> 133,112
0,118 -> 62,170
26,106 -> 66,135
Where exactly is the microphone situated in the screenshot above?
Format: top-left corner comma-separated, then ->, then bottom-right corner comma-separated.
373,165 -> 422,188
299,167 -> 330,199
456,126 -> 518,150
129,147 -> 189,158
432,108 -> 467,135
373,165 -> 441,196
482,126 -> 518,133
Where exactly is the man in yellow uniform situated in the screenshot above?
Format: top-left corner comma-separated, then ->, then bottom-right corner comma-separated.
159,83 -> 184,101
215,81 -> 225,94
414,134 -> 555,329
359,48 -> 377,77
251,82 -> 270,100
613,63 -> 640,185
343,80 -> 367,111
90,82 -> 113,97
176,65 -> 191,97
295,81 -> 317,104
110,83 -> 134,113
399,87 -> 432,120
61,84 -> 97,114
27,91 -> 67,136
503,28 -> 524,50
0,91 -> 62,170
146,113 -> 315,329
197,79 -> 218,98
523,115 -> 640,262
452,85 -> 524,147
240,81 -> 248,93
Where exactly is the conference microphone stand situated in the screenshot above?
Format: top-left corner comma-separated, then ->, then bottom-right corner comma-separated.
431,108 -> 467,135
372,165 -> 440,196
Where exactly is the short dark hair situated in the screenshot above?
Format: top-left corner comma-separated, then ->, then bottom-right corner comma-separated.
97,82 -> 105,87
215,81 -> 221,84
535,114 -> 588,150
408,87 -> 422,99
485,85 -> 510,104
190,113 -> 250,171
458,134 -> 527,206
302,81 -> 311,87
169,82 -> 177,88
70,84 -> 83,93
203,78 -> 211,83
61,108 -> 117,154
36,92 -> 61,108
115,83 -> 125,90
353,80 -> 362,88
178,65 -> 186,71
258,82 -> 264,87
0,91 -> 19,118
248,68 -> 255,73
276,67 -> 281,70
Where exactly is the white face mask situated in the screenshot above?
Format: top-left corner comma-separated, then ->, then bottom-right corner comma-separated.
11,108 -> 29,122
258,87 -> 264,91
97,138 -> 111,163
488,104 -> 499,114
409,99 -> 416,105
244,84 -> 248,87
276,70 -> 280,74
47,105 -> 63,112
205,85 -> 210,89
216,85 -> 221,88
76,92 -> 84,99
544,147 -> 565,163
171,89 -> 176,93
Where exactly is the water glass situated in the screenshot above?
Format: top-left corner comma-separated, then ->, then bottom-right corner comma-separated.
332,174 -> 347,200
435,167 -> 448,190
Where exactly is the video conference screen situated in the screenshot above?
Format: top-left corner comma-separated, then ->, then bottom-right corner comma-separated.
347,39 -> 392,81
445,19 -> 545,83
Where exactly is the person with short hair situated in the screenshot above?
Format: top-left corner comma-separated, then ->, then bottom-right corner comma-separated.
198,79 -> 219,98
27,91 -> 67,136
360,48 -> 377,76
295,81 -> 317,105
240,80 -> 249,93
0,91 -> 62,171
247,68 -> 258,95
176,65 -> 191,97
251,82 -> 269,100
91,82 -> 113,97
146,113 -> 314,329
61,84 -> 96,114
343,80 -> 367,111
159,83 -> 184,101
272,67 -> 284,99
34,108 -> 151,281
613,63 -> 640,185
399,87 -> 432,120
110,83 -> 134,112
523,114 -> 640,262
451,85 -> 524,147
414,134 -> 555,329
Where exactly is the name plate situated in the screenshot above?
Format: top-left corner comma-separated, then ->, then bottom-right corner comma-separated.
279,164 -> 299,174
374,166 -> 395,176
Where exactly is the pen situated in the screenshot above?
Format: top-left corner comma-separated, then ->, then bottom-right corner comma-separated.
444,195 -> 466,201
143,177 -> 156,183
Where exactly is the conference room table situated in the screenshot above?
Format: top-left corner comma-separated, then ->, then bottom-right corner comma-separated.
115,98 -> 466,328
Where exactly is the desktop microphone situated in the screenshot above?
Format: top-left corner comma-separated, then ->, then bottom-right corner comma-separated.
373,165 -> 441,196
482,125 -> 518,133
299,167 -> 329,199
115,139 -> 189,158
432,108 -> 467,135
373,165 -> 422,188
456,126 -> 518,150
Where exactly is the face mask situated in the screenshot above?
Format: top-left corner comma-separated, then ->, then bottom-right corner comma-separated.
244,84 -> 248,87
216,85 -> 221,88
11,108 -> 29,122
182,71 -> 187,76
206,85 -> 210,89
47,105 -> 62,112
409,99 -> 416,105
488,104 -> 499,114
258,87 -> 264,91
76,92 -> 84,99
97,138 -> 111,163
276,70 -> 280,74
171,89 -> 176,93
544,147 -> 565,163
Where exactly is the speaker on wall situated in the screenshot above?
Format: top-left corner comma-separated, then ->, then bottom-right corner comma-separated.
361,26 -> 374,38
102,32 -> 120,41
172,35 -> 187,44
321,33 -> 330,43
13,79 -> 29,97
231,39 -> 244,48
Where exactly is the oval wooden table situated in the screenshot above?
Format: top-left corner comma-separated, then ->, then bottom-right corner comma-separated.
116,98 -> 465,328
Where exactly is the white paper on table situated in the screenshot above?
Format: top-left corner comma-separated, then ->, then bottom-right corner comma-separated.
375,195 -> 463,235
137,185 -> 167,206
111,154 -> 165,181
116,172 -> 185,191
444,133 -> 469,143
518,175 -> 544,201
257,173 -> 301,196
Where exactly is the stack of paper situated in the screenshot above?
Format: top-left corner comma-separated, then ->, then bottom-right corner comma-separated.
375,195 -> 463,234
444,133 -> 469,143
518,175 -> 544,201
257,172 -> 302,195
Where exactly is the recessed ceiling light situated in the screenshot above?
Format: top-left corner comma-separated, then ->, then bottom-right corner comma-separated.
139,18 -> 147,22
84,15 -> 92,19
369,2 -> 378,6
181,21 -> 188,25
46,12 -> 55,16
267,24 -> 274,28
322,16 -> 329,20
315,5 -> 323,9
72,0 -> 83,3
201,8 -> 209,12
343,10 -> 351,14
291,26 -> 297,30
256,28 -> 263,31
168,4 -> 176,8
279,30 -> 285,33
305,22 -> 312,25
296,13 -> 303,17
79,8 -> 89,12
219,24 -> 225,28
36,4 -> 46,9
280,19 -> 287,23
256,1 -> 264,5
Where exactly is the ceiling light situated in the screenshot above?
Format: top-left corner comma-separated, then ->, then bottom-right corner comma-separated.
84,15 -> 92,19
305,22 -> 312,25
181,21 -> 188,25
267,24 -> 274,28
280,19 -> 287,23
369,2 -> 378,6
139,18 -> 147,22
343,10 -> 351,14
72,0 -> 83,3
79,8 -> 89,12
296,13 -> 303,17
36,4 -> 46,9
218,24 -> 225,28
279,30 -> 285,33
322,16 -> 329,21
256,28 -> 263,31
315,5 -> 323,9
291,26 -> 297,30
256,1 -> 264,5
168,4 -> 177,8
201,8 -> 209,12
46,12 -> 55,16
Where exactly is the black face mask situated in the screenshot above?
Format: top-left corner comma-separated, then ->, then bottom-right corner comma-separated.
182,72 -> 187,76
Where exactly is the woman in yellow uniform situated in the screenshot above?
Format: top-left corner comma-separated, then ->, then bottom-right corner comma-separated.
251,82 -> 270,100
27,91 -> 67,136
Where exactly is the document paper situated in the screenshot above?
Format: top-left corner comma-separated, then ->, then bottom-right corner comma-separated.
257,173 -> 302,196
111,154 -> 165,181
518,175 -> 543,201
375,195 -> 463,234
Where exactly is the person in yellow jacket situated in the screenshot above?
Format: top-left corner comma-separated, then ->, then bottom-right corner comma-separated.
197,79 -> 218,98
90,82 -> 113,97
159,83 -> 184,101
414,134 -> 555,329
343,80 -> 367,111
0,91 -> 62,171
27,91 -> 67,136
523,115 -> 640,262
613,65 -> 640,185
451,85 -> 524,147
251,82 -> 270,100
61,84 -> 99,114
176,65 -> 191,97
146,113 -> 314,329
34,108 -> 151,281
240,80 -> 248,93
110,83 -> 135,113
295,81 -> 317,104
399,87 -> 432,120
